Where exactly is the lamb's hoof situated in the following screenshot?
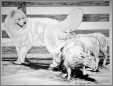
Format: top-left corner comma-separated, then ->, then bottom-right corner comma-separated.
67,76 -> 71,81
62,74 -> 71,81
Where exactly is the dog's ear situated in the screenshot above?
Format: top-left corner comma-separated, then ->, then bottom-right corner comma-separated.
10,10 -> 16,18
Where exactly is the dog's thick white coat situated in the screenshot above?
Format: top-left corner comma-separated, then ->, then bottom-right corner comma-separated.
4,8 -> 83,65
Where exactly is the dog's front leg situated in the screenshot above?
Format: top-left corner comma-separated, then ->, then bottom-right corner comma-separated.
14,46 -> 30,64
14,47 -> 24,64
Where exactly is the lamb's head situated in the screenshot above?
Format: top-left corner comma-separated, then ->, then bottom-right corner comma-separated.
82,52 -> 98,71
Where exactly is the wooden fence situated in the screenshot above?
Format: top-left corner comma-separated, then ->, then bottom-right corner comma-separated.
1,0 -> 112,59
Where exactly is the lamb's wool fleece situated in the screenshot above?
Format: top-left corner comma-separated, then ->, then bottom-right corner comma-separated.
76,33 -> 109,66
63,37 -> 99,70
61,37 -> 99,80
77,33 -> 108,52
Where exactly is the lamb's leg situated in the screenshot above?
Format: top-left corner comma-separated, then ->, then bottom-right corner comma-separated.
82,66 -> 87,75
93,54 -> 100,71
66,67 -> 71,80
102,49 -> 108,67
63,60 -> 71,80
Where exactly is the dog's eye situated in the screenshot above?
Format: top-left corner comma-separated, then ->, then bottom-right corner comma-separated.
22,17 -> 26,19
16,18 -> 20,21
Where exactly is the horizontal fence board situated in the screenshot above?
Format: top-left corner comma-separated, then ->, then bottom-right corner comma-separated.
2,1 -> 110,7
1,6 -> 111,15
1,7 -> 17,15
2,14 -> 109,22
25,1 -> 110,7
26,7 -> 111,14
1,46 -> 51,58
2,28 -> 110,38
27,14 -> 109,22
82,14 -> 109,22
1,46 -> 110,59
1,46 -> 49,54
78,22 -> 111,30
71,29 -> 110,37
1,38 -> 45,46
2,53 -> 52,58
2,57 -> 52,61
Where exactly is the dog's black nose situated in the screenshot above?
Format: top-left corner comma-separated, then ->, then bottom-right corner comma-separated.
24,22 -> 26,24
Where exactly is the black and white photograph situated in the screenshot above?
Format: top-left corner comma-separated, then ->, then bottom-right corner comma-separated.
1,0 -> 112,85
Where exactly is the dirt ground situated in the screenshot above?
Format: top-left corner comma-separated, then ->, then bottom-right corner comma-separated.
1,60 -> 112,85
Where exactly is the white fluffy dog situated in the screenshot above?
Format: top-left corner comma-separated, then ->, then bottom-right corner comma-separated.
3,8 -> 83,67
4,9 -> 32,64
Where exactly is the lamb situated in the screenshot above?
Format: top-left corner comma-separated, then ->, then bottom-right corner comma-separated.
76,33 -> 109,67
61,36 -> 100,80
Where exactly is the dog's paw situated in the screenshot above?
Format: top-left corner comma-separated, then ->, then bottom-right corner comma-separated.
48,67 -> 53,70
48,64 -> 58,70
13,61 -> 30,66
13,61 -> 23,65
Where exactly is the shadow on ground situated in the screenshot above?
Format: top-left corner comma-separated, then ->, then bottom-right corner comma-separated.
22,61 -> 97,83
24,63 -> 49,70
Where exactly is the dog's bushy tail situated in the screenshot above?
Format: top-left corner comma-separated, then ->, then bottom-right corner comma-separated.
60,8 -> 83,32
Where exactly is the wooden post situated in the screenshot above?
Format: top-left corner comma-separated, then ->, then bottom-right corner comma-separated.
109,1 -> 112,72
17,2 -> 26,14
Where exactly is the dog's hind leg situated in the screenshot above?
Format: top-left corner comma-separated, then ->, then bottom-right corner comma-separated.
49,52 -> 62,70
49,53 -> 59,69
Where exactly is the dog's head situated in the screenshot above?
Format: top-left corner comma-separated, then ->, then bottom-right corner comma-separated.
6,9 -> 27,28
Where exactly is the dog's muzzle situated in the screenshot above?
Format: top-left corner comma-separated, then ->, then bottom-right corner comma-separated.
16,22 -> 26,28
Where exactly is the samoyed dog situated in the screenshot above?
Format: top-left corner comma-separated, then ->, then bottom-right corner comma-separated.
3,8 -> 83,68
3,9 -> 32,64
